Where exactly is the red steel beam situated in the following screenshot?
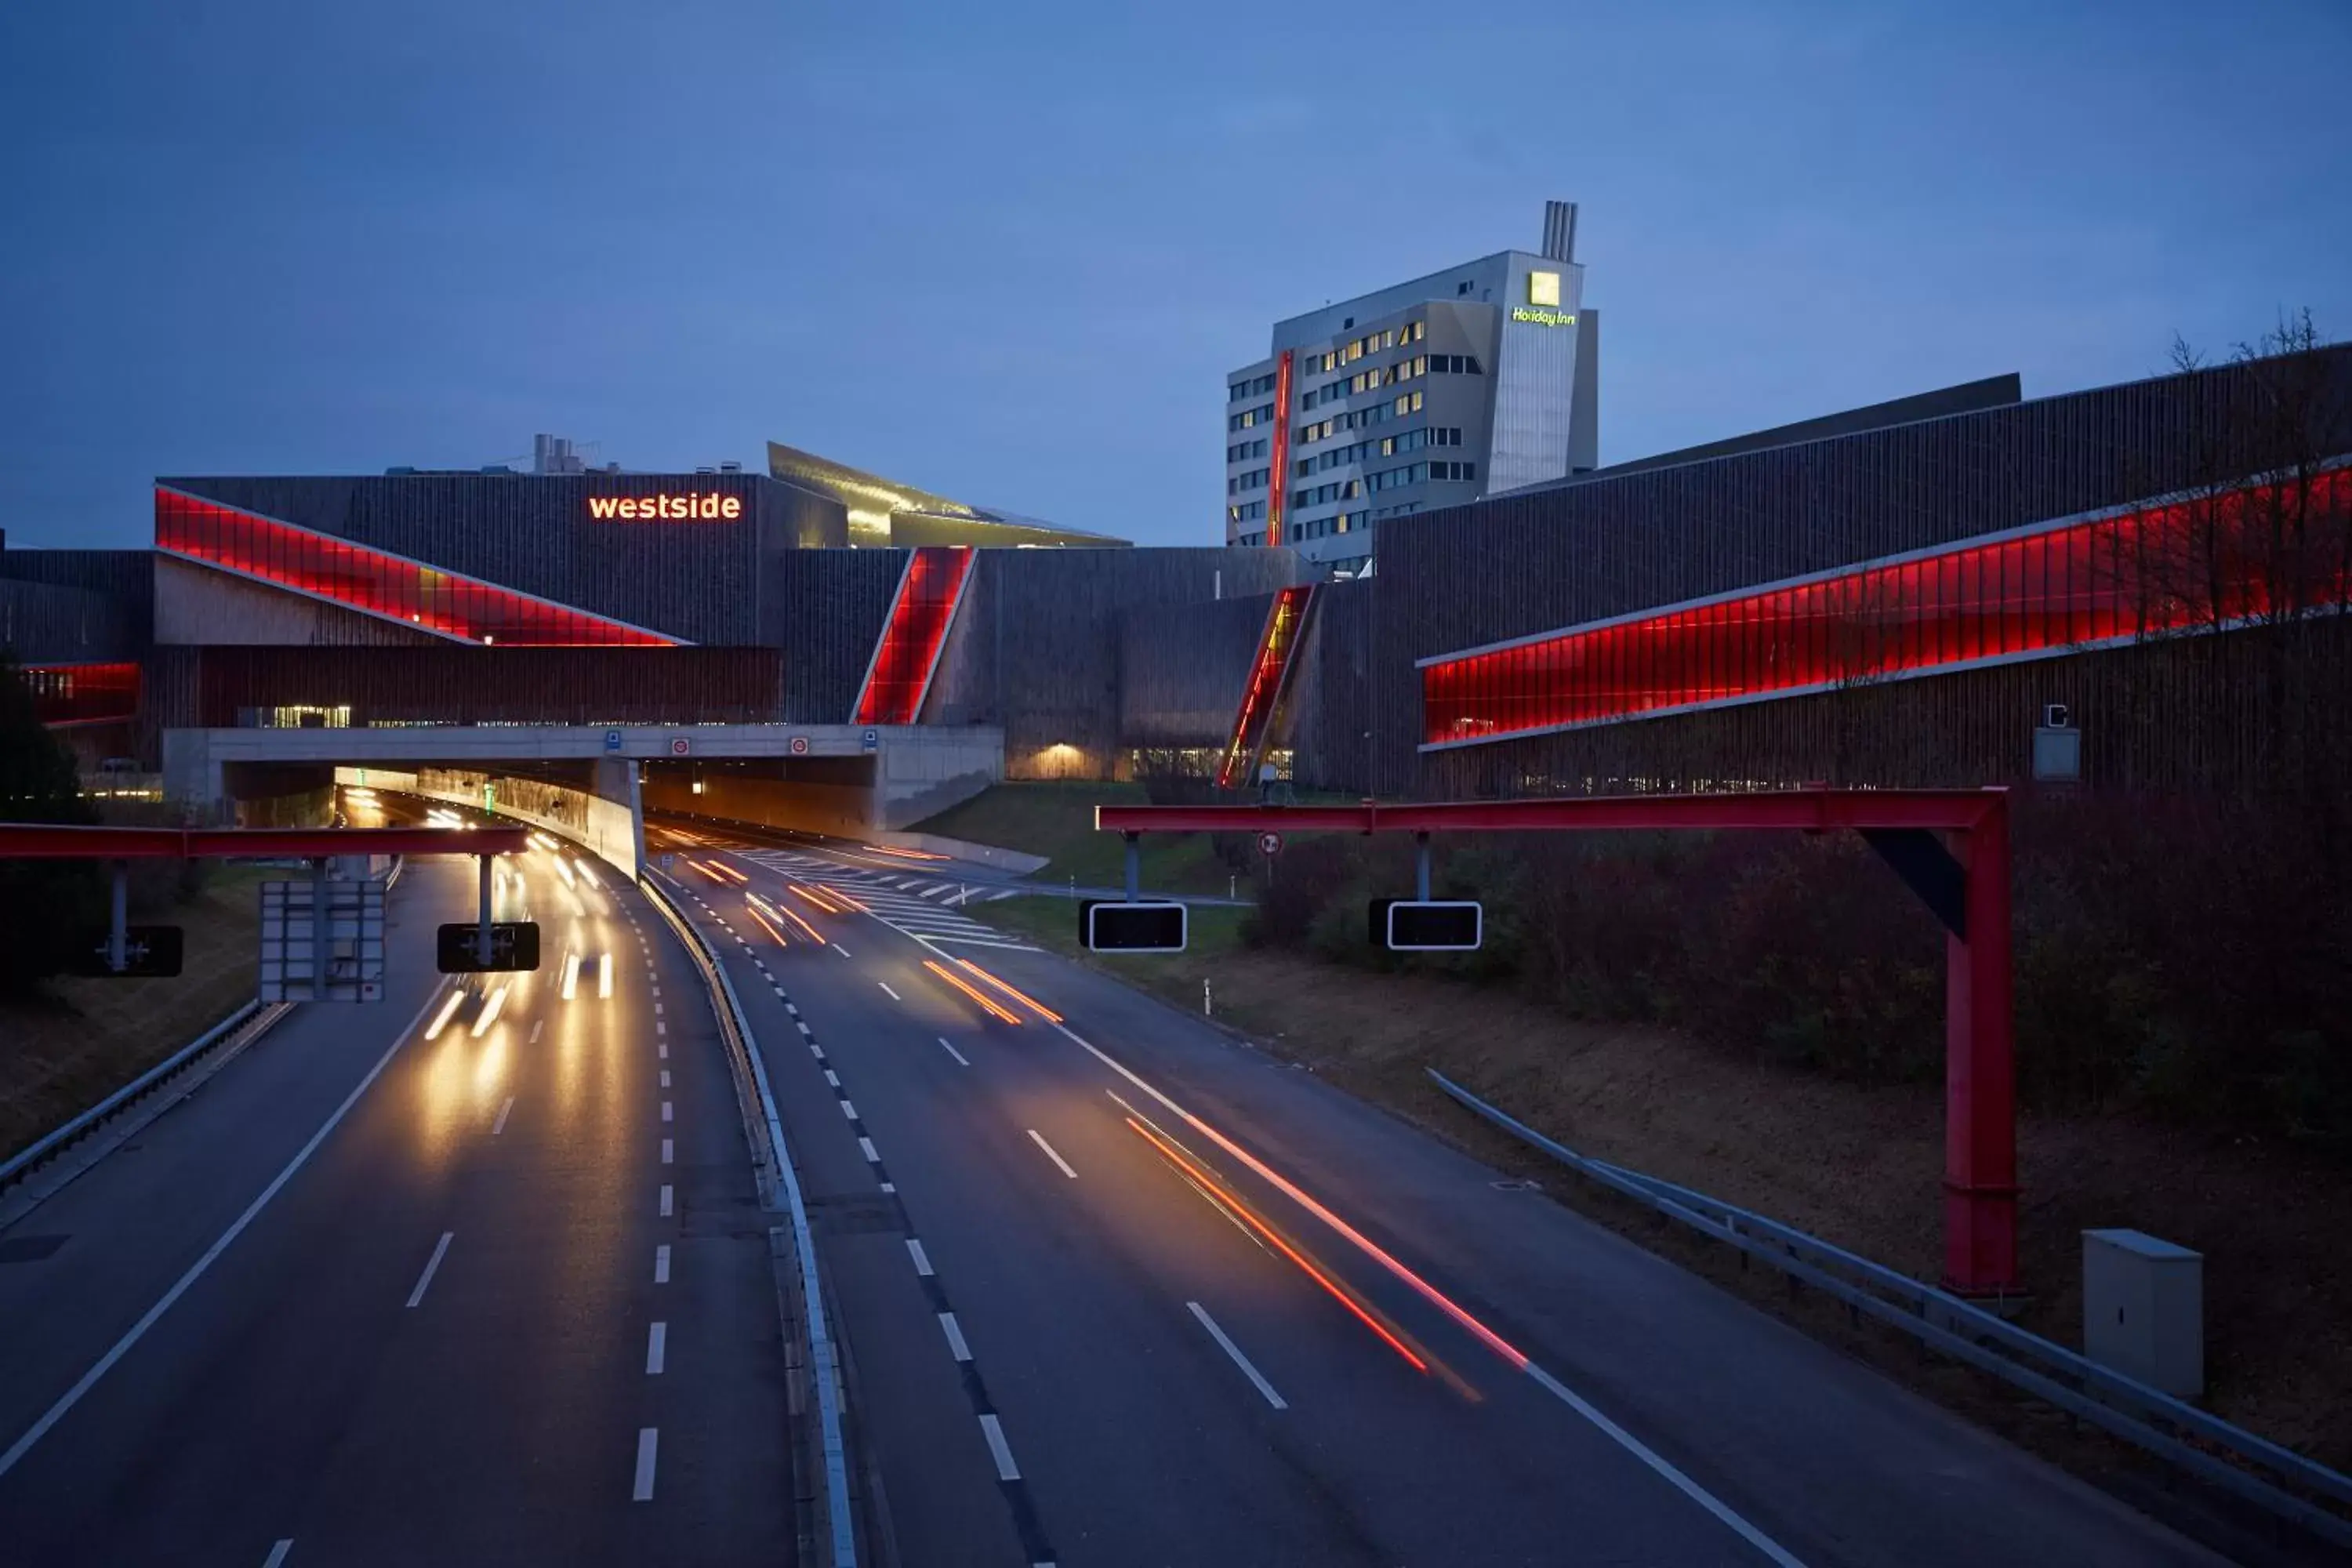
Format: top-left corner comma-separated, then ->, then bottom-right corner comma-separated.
1098,787 -> 2005,837
1095,786 -> 2021,1298
0,824 -> 530,859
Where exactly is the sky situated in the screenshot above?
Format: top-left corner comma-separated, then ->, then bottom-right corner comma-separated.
2,2 -> 2347,550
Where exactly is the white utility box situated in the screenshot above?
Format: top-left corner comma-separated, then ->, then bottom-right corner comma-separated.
2082,1229 -> 2203,1398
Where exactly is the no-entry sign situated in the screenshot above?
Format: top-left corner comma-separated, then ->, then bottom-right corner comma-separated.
1258,831 -> 1283,857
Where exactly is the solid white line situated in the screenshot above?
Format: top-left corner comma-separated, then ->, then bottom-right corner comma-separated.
916,935 -> 1041,950
655,1244 -> 671,1284
646,1322 -> 667,1375
661,1138 -> 673,1164
1187,1301 -> 1287,1409
1027,1129 -> 1077,1179
632,1428 -> 659,1501
840,1100 -> 857,1121
405,1231 -> 456,1308
907,1239 -> 934,1276
978,1414 -> 1021,1480
937,1036 -> 970,1066
659,1069 -> 671,1088
878,981 -> 901,1001
0,980 -> 447,1483
939,1312 -> 972,1362
492,1097 -> 514,1135
661,1102 -> 673,1123
262,1542 -> 294,1568
659,1184 -> 674,1217
1052,1021 -> 1806,1568
833,943 -> 852,958
859,1137 -> 880,1163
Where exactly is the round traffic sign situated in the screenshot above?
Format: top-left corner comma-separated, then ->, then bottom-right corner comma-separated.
789,735 -> 810,756
670,737 -> 691,757
1258,831 -> 1283,857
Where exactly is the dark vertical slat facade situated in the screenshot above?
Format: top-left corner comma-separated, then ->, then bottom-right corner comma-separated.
170,646 -> 785,728
1116,593 -> 1284,745
775,547 -> 904,722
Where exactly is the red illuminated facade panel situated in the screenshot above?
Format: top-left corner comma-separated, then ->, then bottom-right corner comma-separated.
1421,470 -> 2352,750
155,488 -> 681,648
852,546 -> 974,725
1215,584 -> 1314,788
1266,349 -> 1294,547
24,662 -> 141,728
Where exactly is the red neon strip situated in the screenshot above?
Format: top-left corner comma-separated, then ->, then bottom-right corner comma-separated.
23,661 -> 140,728
1215,584 -> 1312,789
1421,471 -> 2352,746
853,546 -> 973,725
1266,349 -> 1294,546
154,488 -> 679,648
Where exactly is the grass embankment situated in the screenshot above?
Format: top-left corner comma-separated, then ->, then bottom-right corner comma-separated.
911,782 -> 1239,897
0,866 -> 269,1162
973,892 -> 2352,1481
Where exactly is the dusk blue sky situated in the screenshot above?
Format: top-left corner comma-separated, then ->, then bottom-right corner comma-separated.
3,2 -> 2346,550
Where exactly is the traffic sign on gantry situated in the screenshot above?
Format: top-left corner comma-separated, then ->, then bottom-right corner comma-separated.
1082,899 -> 1188,953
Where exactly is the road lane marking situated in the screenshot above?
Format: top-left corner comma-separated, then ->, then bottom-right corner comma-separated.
797,1022 -> 812,1036
810,1044 -> 825,1060
653,1002 -> 664,1017
262,1542 -> 293,1568
650,985 -> 661,999
492,1097 -> 514,1135
658,1042 -> 668,1059
859,1138 -> 880,1163
1026,1130 -> 1077,1180
405,1233 -> 456,1311
0,981 -> 448,1483
655,1022 -> 666,1036
655,1245 -> 671,1284
662,1138 -> 673,1164
908,1239 -> 934,1276
470,982 -> 510,1037
939,1312 -> 972,1362
840,1100 -> 857,1120
879,981 -> 901,1000
1065,1025 -> 1807,1568
661,1102 -> 673,1123
880,1181 -> 896,1193
937,1036 -> 970,1066
646,1322 -> 667,1374
659,1184 -> 674,1217
978,1414 -> 1021,1480
824,1070 -> 840,1087
833,943 -> 852,959
773,986 -> 786,998
659,1069 -> 671,1088
632,1428 -> 659,1501
528,1019 -> 543,1045
1187,1301 -> 1287,1409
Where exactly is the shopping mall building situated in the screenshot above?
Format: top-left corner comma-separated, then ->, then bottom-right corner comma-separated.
7,343 -> 2350,841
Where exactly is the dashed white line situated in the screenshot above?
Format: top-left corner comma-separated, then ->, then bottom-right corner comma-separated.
810,1044 -> 826,1061
655,1245 -> 671,1284
632,1428 -> 659,1501
659,1069 -> 671,1088
659,1185 -> 674,1218
773,985 -> 787,998
880,1181 -> 896,1193
658,1043 -> 669,1060
939,1312 -> 972,1361
646,1322 -> 667,1375
661,1102 -> 673,1123
1027,1130 -> 1077,1180
651,985 -> 661,1000
653,1002 -> 664,1017
978,1414 -> 1021,1480
1187,1301 -> 1287,1409
262,1541 -> 293,1568
824,1069 -> 840,1087
907,1239 -> 934,1276
879,981 -> 901,1001
797,1021 -> 813,1036
833,943 -> 852,959
840,1100 -> 858,1121
405,1232 -> 455,1308
661,1138 -> 673,1164
655,1022 -> 666,1036
859,1137 -> 880,1163
936,1036 -> 970,1066
528,1020 -> 543,1044
492,1097 -> 514,1135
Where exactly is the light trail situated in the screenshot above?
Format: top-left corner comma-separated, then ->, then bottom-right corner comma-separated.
470,982 -> 510,1038
789,883 -> 846,914
423,989 -> 466,1040
746,904 -> 789,947
597,952 -> 613,998
561,950 -> 580,1001
953,958 -> 1063,1023
921,959 -> 1021,1024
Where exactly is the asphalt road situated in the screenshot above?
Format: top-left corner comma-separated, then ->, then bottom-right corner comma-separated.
652,818 -> 2234,1568
0,812 -> 793,1566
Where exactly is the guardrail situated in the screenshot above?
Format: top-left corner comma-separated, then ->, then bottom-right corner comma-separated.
1,1000 -> 289,1193
641,870 -> 858,1568
1426,1069 -> 2352,1551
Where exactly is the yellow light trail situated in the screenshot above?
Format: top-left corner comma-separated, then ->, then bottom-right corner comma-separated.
597,952 -> 612,998
789,883 -> 845,914
470,981 -> 510,1038
424,989 -> 466,1040
922,959 -> 1021,1025
561,951 -> 580,1001
746,904 -> 789,946
954,959 -> 1063,1023
550,855 -> 577,887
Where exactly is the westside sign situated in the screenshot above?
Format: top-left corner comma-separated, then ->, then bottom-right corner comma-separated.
586,493 -> 744,521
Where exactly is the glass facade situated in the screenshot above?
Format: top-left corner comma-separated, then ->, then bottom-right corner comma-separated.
1421,471 -> 2352,748
25,661 -> 140,727
155,488 -> 677,647
854,546 -> 974,725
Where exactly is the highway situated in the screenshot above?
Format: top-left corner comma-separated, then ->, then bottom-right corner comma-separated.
648,814 -> 2234,1568
0,804 -> 793,1566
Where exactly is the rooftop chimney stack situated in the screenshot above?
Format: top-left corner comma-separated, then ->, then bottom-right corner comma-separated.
1542,200 -> 1579,263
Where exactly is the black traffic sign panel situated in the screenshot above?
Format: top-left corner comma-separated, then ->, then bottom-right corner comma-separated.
1082,899 -> 1188,953
1369,898 -> 1483,952
437,921 -> 543,973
